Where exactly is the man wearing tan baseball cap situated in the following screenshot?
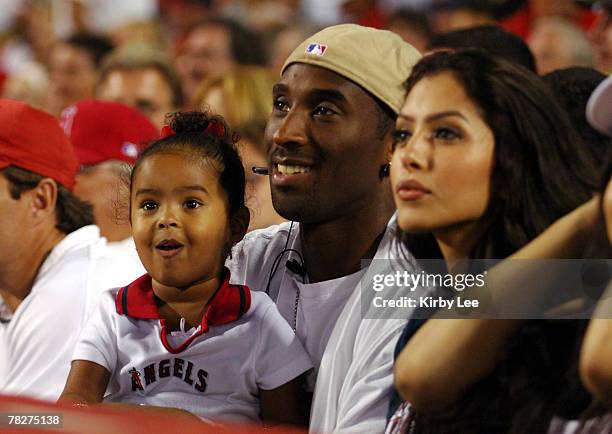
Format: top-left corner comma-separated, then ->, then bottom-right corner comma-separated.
228,24 -> 421,433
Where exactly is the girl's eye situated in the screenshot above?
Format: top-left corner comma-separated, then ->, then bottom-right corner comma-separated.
140,201 -> 157,211
433,127 -> 460,141
392,129 -> 412,149
184,199 -> 202,209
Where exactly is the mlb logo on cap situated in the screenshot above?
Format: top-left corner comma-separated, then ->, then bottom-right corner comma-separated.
121,142 -> 139,159
306,43 -> 327,56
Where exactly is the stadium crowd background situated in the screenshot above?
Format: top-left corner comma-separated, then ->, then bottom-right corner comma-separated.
1,0 -> 610,233
1,0 -> 610,116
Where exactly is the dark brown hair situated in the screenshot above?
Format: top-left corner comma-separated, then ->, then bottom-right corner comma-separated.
130,111 -> 247,221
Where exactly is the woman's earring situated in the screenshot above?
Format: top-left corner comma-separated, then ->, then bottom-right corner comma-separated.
379,163 -> 391,180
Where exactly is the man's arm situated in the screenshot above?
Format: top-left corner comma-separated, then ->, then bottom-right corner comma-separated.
311,317 -> 406,434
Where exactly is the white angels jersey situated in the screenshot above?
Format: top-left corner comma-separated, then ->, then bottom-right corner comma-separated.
72,272 -> 313,423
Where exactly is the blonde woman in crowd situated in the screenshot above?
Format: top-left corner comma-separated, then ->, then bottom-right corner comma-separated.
194,66 -> 285,231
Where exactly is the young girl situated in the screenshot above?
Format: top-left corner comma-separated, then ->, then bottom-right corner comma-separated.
59,111 -> 312,426
387,50 -> 600,433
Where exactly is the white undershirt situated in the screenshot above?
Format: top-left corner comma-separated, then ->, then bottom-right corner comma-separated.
294,269 -> 366,391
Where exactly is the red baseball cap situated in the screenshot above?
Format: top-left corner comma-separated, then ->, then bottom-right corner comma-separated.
60,99 -> 158,166
0,99 -> 78,190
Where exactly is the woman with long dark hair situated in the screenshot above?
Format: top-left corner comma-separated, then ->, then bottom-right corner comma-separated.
387,49 -> 601,433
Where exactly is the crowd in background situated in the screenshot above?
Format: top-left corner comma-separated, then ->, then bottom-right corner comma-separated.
0,0 -> 609,232
1,0 -> 610,114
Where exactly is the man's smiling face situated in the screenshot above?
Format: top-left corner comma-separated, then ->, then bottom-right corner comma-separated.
265,63 -> 393,224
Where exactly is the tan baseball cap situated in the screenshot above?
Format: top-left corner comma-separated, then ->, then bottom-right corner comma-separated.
281,24 -> 422,114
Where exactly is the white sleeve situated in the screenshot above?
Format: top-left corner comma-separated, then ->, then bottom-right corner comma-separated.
254,301 -> 313,390
72,291 -> 118,372
0,281 -> 89,401
334,321 -> 405,434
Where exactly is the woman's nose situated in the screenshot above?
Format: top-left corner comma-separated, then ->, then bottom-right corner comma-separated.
398,135 -> 432,171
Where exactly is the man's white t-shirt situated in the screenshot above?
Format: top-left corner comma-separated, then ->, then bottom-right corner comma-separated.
0,225 -> 145,401
294,270 -> 365,391
73,273 -> 313,423
228,217 -> 425,433
228,222 -> 363,390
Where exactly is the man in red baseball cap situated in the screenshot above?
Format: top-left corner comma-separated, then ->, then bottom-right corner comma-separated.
60,99 -> 158,244
0,100 -> 144,402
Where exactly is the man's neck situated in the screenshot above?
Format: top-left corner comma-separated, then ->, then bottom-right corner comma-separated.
0,229 -> 65,313
300,196 -> 394,283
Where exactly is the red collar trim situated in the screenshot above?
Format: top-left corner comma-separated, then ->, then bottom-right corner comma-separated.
115,270 -> 251,353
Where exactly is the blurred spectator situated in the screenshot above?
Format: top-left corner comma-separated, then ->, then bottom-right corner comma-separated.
108,20 -> 166,51
528,17 -> 593,75
22,0 -> 56,64
543,67 -> 610,164
1,61 -> 48,109
0,0 -> 21,34
429,0 -> 496,32
225,0 -> 303,32
387,8 -> 432,53
51,0 -> 158,39
60,99 -> 158,244
194,66 -> 285,231
159,0 -> 213,47
46,33 -> 113,115
589,0 -> 612,72
430,24 -> 537,71
529,0 -> 578,21
268,23 -> 320,74
96,44 -> 183,129
301,0 -> 342,25
175,17 -> 267,103
340,0 -> 388,28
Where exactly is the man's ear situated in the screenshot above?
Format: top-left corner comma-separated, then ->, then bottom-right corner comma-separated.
384,128 -> 395,163
28,178 -> 58,223
230,206 -> 250,244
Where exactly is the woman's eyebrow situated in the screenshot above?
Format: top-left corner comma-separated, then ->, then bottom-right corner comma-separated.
398,110 -> 469,124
